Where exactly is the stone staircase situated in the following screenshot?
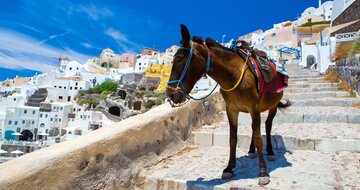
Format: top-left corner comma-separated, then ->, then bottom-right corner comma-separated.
25,88 -> 48,107
140,63 -> 360,189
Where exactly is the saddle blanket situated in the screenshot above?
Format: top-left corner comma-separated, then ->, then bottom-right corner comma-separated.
250,57 -> 289,94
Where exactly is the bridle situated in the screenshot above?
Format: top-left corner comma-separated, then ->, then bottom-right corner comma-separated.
167,40 -> 218,104
167,40 -> 249,106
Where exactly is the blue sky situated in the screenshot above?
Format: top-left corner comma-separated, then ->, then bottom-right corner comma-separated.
0,0 -> 318,81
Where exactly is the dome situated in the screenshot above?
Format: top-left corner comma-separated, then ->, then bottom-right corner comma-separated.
102,48 -> 114,54
100,48 -> 115,59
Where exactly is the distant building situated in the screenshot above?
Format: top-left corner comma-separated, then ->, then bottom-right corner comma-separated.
238,29 -> 264,47
264,22 -> 300,48
139,48 -> 159,56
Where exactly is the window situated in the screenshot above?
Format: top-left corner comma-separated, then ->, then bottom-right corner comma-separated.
14,121 -> 18,125
24,110 -> 27,114
60,107 -> 63,110
50,118 -> 53,122
75,82 -> 78,86
40,114 -> 43,118
271,33 -> 276,38
59,86 -> 62,89
22,120 -> 25,124
64,87 -> 67,89
54,86 -> 57,88
73,108 -> 76,112
32,110 -> 36,114
74,87 -> 78,90
70,87 -> 73,90
32,121 -> 35,125
78,109 -> 81,111
45,114 -> 48,118
69,67 -> 72,70
80,115 -> 82,119
8,120 -> 12,125
13,98 -> 16,101
59,119 -> 62,122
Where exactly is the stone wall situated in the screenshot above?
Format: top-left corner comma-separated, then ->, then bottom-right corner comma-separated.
0,92 -> 225,190
336,55 -> 360,94
331,0 -> 360,36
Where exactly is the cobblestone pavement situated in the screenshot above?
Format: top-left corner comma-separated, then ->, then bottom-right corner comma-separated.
141,64 -> 360,190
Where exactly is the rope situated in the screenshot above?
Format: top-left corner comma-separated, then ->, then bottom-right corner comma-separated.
220,56 -> 249,92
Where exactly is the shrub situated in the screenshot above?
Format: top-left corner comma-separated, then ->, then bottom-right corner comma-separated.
300,21 -> 330,27
349,37 -> 360,56
93,81 -> 118,94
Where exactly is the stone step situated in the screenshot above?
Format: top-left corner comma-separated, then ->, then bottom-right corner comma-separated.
290,97 -> 360,107
287,83 -> 337,88
193,122 -> 360,152
287,73 -> 320,78
142,146 -> 360,190
235,106 -> 360,124
284,91 -> 351,99
288,78 -> 325,83
285,87 -> 338,93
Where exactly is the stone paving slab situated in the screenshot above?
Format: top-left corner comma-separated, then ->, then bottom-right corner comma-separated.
142,146 -> 360,190
290,97 -> 360,107
285,87 -> 338,93
234,106 -> 360,124
193,122 -> 360,152
284,91 -> 351,98
287,83 -> 338,88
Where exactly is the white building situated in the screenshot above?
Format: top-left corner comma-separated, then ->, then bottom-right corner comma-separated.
135,55 -> 152,73
298,1 -> 333,22
4,106 -> 40,141
38,102 -> 72,136
65,110 -> 113,140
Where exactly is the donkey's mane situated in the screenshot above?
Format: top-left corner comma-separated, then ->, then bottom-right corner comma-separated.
205,38 -> 234,52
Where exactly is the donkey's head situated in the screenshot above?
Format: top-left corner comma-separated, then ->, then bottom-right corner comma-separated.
166,24 -> 210,107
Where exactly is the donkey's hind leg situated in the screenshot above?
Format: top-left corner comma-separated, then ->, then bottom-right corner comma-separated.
265,107 -> 277,161
221,108 -> 239,180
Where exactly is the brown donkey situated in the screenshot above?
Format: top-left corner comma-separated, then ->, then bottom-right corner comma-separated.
166,24 -> 291,185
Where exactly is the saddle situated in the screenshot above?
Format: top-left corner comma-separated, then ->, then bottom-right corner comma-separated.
236,40 -> 275,83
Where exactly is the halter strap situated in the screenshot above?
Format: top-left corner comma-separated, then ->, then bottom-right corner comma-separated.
167,40 -> 218,101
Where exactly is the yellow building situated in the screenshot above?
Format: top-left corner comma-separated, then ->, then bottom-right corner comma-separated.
145,64 -> 172,92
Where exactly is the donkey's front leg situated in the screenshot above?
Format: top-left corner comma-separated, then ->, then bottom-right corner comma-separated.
221,108 -> 239,180
251,111 -> 270,186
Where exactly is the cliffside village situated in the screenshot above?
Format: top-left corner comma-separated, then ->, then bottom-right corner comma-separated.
0,0 -> 359,162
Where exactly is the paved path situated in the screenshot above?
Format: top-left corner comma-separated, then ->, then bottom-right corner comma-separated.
141,64 -> 360,190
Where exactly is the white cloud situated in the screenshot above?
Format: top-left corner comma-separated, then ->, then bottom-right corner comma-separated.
104,28 -> 144,53
37,31 -> 70,45
0,29 -> 91,73
78,3 -> 113,21
81,42 -> 102,50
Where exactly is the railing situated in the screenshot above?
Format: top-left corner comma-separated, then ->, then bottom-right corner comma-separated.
335,31 -> 359,42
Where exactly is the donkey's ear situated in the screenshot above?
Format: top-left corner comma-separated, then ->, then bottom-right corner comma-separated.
180,24 -> 191,47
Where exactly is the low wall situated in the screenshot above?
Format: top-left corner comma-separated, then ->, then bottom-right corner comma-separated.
336,55 -> 360,94
0,92 -> 225,190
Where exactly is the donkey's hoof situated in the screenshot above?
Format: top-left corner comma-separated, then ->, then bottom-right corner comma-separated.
258,176 -> 270,186
221,172 -> 234,180
266,155 -> 276,161
248,153 -> 256,159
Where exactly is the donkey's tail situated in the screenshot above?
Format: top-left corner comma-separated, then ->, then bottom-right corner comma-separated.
277,99 -> 292,111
